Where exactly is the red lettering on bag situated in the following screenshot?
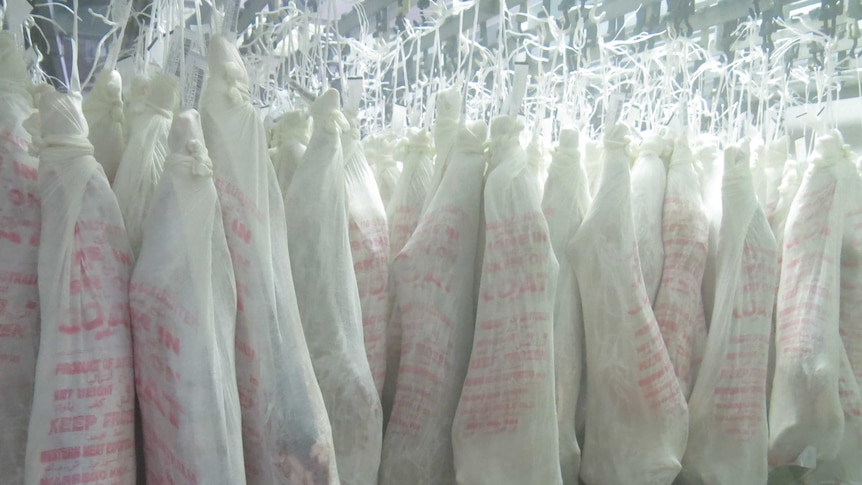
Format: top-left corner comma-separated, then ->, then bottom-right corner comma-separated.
158,326 -> 180,355
13,160 -> 37,180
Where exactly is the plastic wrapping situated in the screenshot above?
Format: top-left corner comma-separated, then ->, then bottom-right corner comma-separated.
681,143 -> 778,485
542,128 -> 590,484
200,36 -> 337,484
653,135 -> 709,398
131,109 -> 246,484
571,124 -> 687,485
0,31 -> 39,483
631,132 -> 668,306
83,70 -> 125,183
285,89 -> 382,485
452,116 -> 562,485
769,130 -> 848,467
112,74 -> 175,256
379,120 -> 485,485
25,89 -> 137,484
344,117 -> 390,397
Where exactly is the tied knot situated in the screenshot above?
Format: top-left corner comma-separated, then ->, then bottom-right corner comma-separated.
812,129 -> 851,166
604,123 -> 631,152
186,139 -> 212,176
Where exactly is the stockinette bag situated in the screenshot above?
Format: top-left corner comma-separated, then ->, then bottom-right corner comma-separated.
271,109 -> 310,197
769,130 -> 848,467
130,109 -> 246,484
111,74 -> 175,256
284,89 -> 383,485
631,132 -> 668,307
200,36 -> 338,484
0,31 -> 40,483
570,124 -> 688,485
379,120 -> 486,485
83,70 -> 125,183
680,143 -> 779,485
343,115 -> 391,397
452,115 -> 562,485
542,128 -> 591,484
25,89 -> 137,484
387,127 -> 434,258
653,134 -> 709,398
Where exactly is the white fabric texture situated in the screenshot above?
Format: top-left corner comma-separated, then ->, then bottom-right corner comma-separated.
131,109 -> 246,484
379,120 -> 486,485
271,109 -> 310,197
653,136 -> 709,399
542,128 -> 591,484
769,130 -> 848,467
807,148 -> 862,484
423,86 -> 461,212
680,143 -> 779,485
571,124 -> 688,485
200,36 -> 337,484
771,155 -> 805,256
25,90 -> 137,484
83,70 -> 125,184
694,135 -> 723,330
0,31 -> 39,484
284,89 -> 383,485
343,117 -> 391,397
387,127 -> 434,258
123,75 -> 150,144
365,134 -> 400,206
631,133 -> 668,306
582,138 -> 603,198
112,74 -> 175,256
452,115 -> 562,485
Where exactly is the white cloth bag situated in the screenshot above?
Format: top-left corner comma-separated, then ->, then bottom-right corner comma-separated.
344,117 -> 391,396
769,131 -> 848,467
387,127 -> 434,258
452,116 -> 562,485
25,89 -> 137,484
542,128 -> 591,484
570,124 -> 688,485
83,70 -> 125,184
270,109 -> 310,197
130,109 -> 246,484
653,136 -> 709,398
631,133 -> 668,307
379,120 -> 486,485
680,143 -> 779,485
284,89 -> 382,485
111,74 -> 175,256
200,36 -> 338,484
0,31 -> 40,483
